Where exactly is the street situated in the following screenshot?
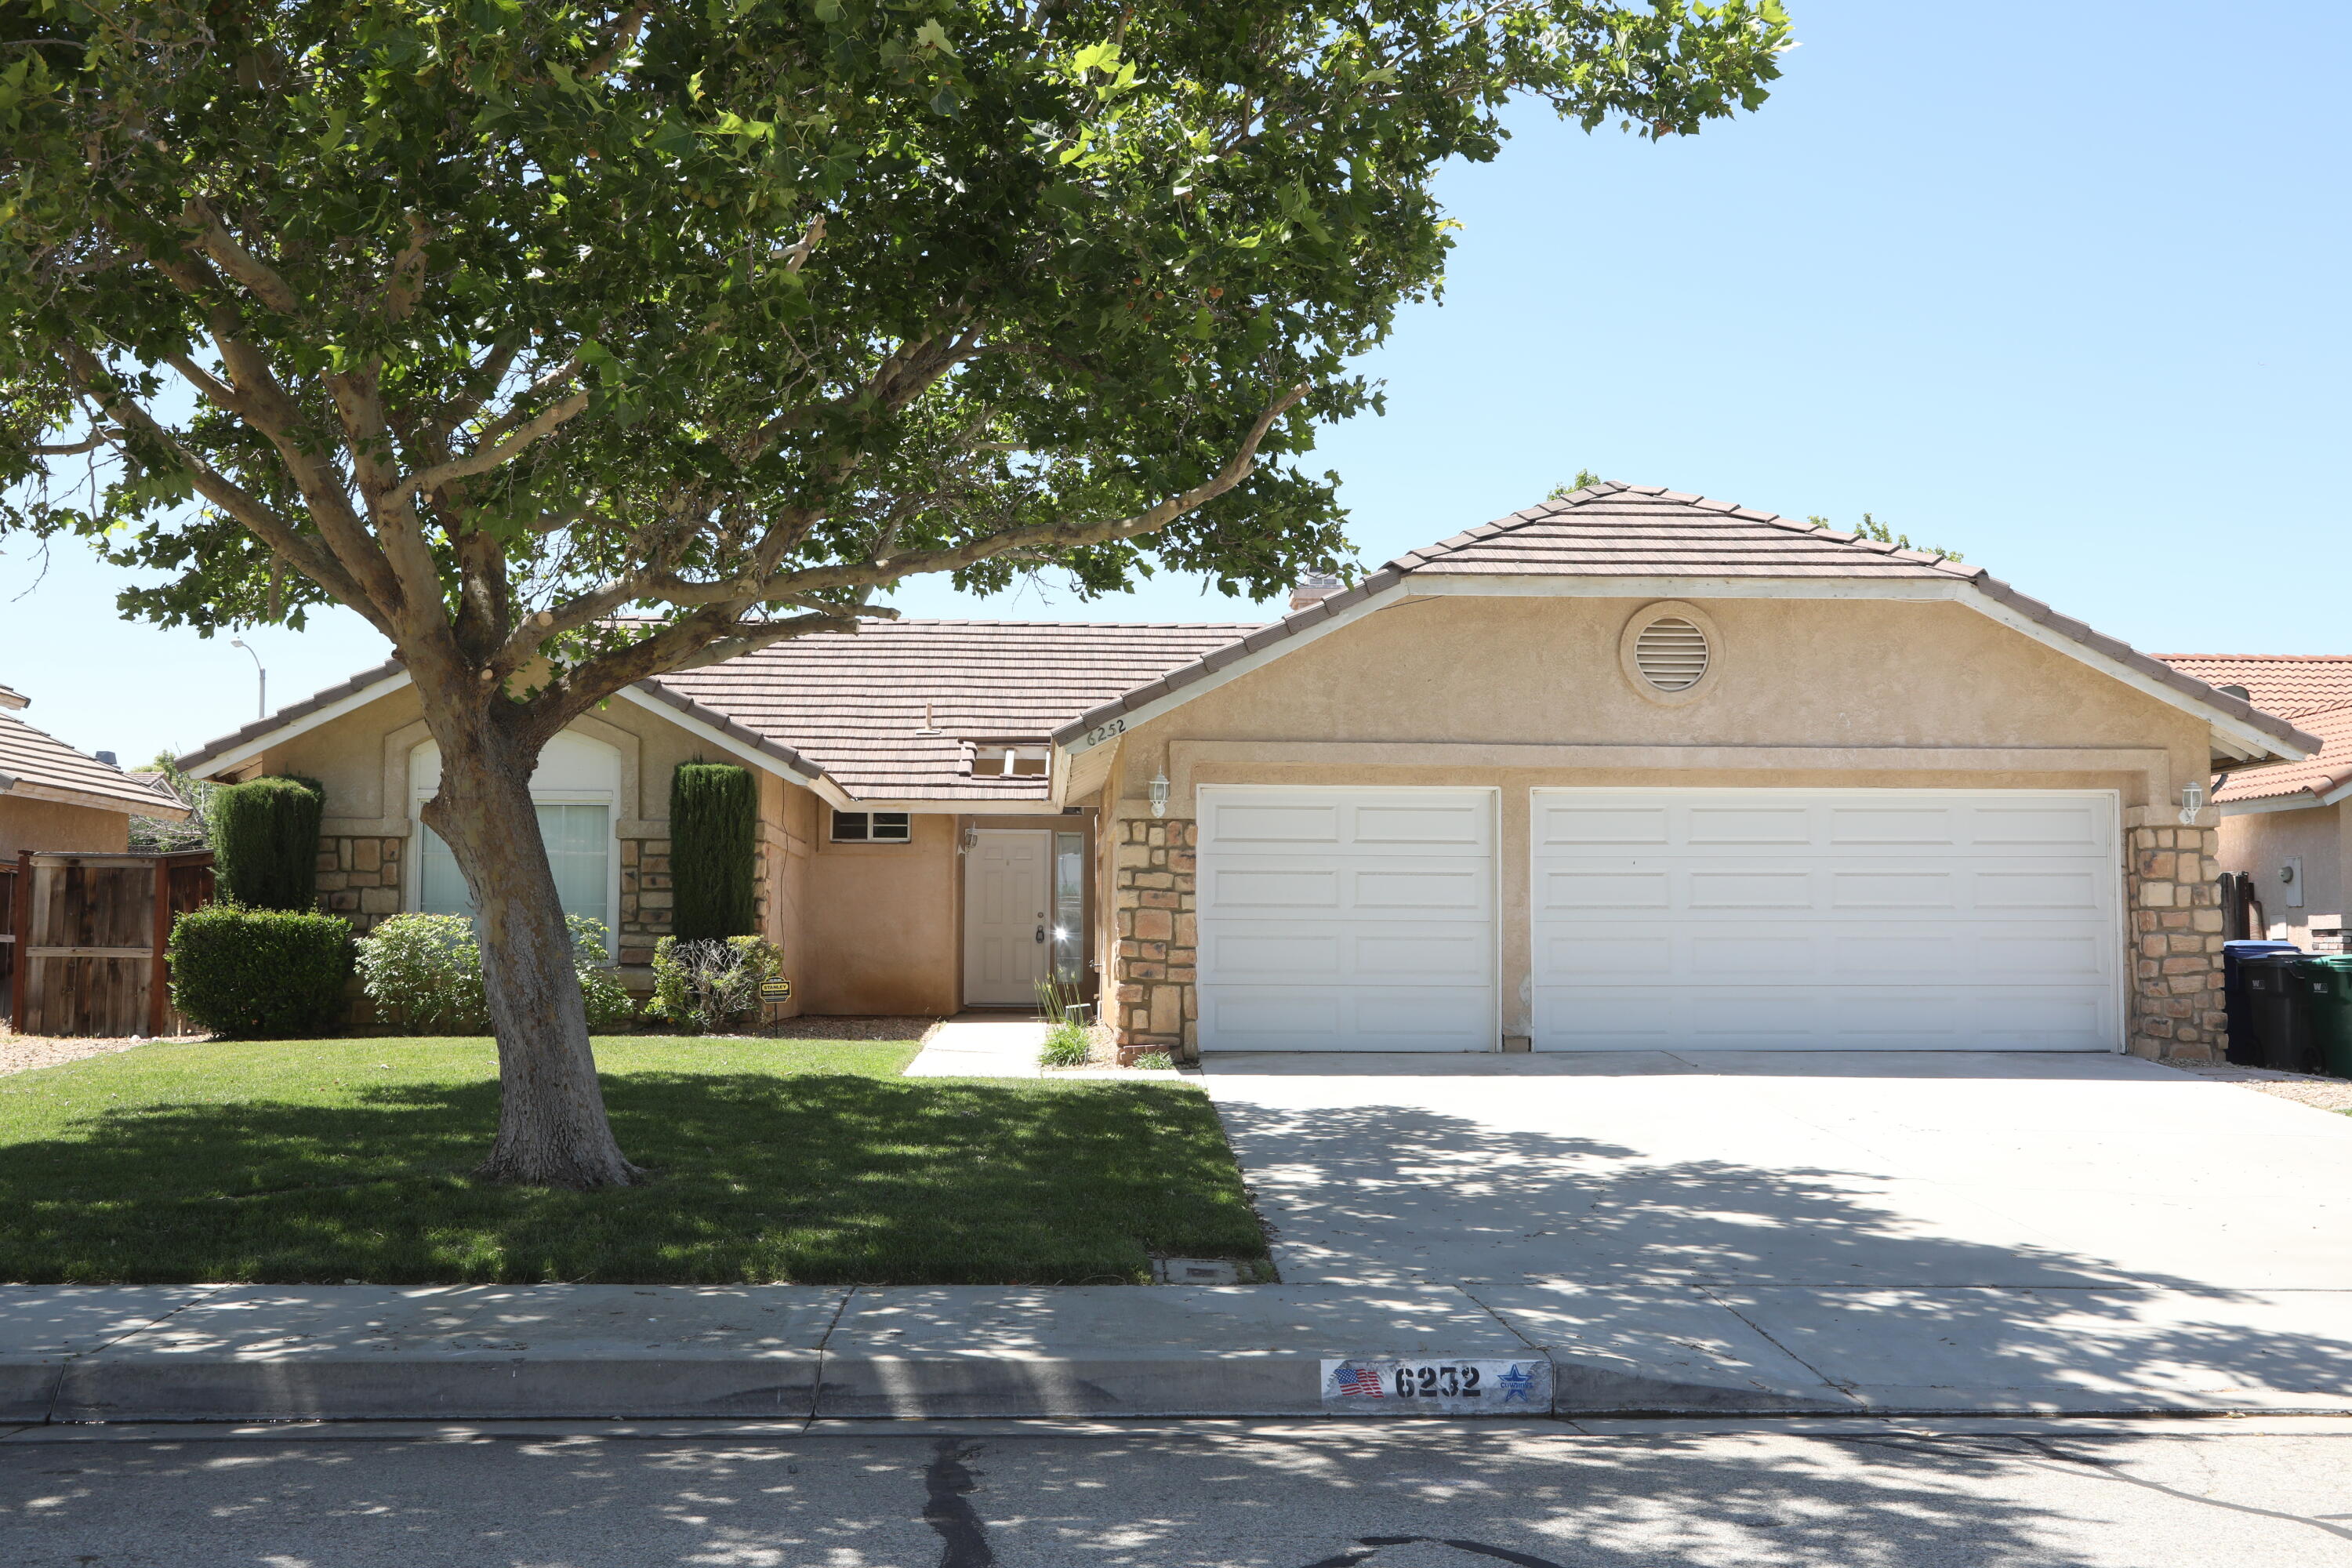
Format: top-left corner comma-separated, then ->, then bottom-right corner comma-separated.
0,1417 -> 2347,1566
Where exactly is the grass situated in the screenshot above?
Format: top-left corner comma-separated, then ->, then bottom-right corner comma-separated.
0,1036 -> 1268,1286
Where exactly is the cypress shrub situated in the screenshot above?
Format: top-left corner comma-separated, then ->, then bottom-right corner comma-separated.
168,906 -> 352,1038
670,762 -> 757,940
209,775 -> 325,911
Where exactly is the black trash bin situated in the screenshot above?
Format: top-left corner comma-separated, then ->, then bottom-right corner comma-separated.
2242,953 -> 2316,1073
2224,939 -> 2303,1064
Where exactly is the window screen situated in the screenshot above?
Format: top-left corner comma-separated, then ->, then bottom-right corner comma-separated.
418,803 -> 611,937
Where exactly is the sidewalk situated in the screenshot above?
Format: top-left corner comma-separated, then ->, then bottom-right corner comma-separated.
4,1280 -> 2349,1425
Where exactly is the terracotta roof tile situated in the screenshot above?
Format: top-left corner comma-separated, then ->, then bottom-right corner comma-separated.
2211,702 -> 2352,804
0,709 -> 191,817
2155,655 -> 2352,719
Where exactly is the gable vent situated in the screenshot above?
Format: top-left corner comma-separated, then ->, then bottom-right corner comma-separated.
1633,617 -> 1710,691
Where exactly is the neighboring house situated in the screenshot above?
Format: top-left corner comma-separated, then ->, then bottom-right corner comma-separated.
0,683 -> 191,858
2156,654 -> 2352,949
174,482 -> 2318,1063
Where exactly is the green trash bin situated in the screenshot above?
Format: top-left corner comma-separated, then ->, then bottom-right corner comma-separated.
2292,956 -> 2352,1079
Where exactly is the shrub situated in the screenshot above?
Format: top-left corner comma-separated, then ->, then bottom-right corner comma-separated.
208,775 -> 325,911
1130,1051 -> 1175,1070
357,913 -> 634,1034
670,763 -> 757,941
1040,1019 -> 1093,1069
168,905 -> 351,1038
647,935 -> 779,1033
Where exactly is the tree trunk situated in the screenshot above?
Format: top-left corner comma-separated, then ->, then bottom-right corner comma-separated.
422,718 -> 640,1189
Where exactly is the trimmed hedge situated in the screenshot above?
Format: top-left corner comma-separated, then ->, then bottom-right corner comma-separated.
670,762 -> 757,940
168,906 -> 352,1039
209,775 -> 325,911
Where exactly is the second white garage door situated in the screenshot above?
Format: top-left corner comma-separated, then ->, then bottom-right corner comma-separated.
1530,788 -> 2122,1051
1196,786 -> 1497,1051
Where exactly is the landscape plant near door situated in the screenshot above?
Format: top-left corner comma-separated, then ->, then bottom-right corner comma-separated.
0,0 -> 1790,1185
647,936 -> 782,1035
670,764 -> 759,941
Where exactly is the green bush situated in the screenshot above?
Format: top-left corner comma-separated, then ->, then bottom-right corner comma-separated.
670,763 -> 758,941
356,913 -> 634,1034
208,775 -> 325,911
1040,1019 -> 1093,1069
647,935 -> 779,1033
168,905 -> 351,1039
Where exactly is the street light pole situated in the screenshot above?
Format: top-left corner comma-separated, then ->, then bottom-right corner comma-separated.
230,637 -> 266,720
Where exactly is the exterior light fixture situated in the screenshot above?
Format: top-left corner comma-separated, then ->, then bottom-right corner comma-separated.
2179,781 -> 2206,826
959,822 -> 979,855
1149,771 -> 1171,818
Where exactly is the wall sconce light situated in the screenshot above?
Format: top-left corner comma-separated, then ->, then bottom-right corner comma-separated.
959,822 -> 979,855
2179,781 -> 2205,826
1149,771 -> 1171,819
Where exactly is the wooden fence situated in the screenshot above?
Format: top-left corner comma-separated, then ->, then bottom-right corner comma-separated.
5,850 -> 216,1038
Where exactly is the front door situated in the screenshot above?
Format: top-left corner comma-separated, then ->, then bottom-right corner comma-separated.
963,829 -> 1052,1007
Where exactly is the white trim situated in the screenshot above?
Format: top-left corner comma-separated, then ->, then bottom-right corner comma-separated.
190,669 -> 413,779
2218,782 -> 2352,816
0,777 -> 190,819
610,685 -> 854,808
1058,573 -> 2307,769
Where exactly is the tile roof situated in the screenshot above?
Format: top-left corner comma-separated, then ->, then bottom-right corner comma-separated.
2153,655 -> 2352,720
652,620 -> 1262,800
1052,481 -> 2321,760
176,659 -> 407,776
2211,702 -> 2352,806
0,709 -> 192,818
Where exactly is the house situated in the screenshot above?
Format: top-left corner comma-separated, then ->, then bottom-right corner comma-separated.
2155,654 -> 2352,950
0,683 -> 190,858
173,482 -> 2319,1062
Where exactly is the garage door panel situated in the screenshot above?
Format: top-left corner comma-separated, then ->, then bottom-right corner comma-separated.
1532,788 -> 2120,1053
1199,787 -> 1497,1051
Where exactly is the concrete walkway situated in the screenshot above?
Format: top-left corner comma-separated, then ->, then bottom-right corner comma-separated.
902,1016 -> 1183,1080
1196,1050 -> 2352,1417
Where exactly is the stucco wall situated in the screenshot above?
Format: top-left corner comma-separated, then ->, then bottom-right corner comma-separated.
801,811 -> 961,1015
2217,800 -> 2348,945
1088,592 -> 2221,1057
0,798 -> 129,858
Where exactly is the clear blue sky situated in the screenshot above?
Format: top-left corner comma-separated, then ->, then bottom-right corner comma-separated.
5,0 -> 2347,764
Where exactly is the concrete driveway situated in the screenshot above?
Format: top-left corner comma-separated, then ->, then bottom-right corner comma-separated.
1199,1051 -> 2352,1413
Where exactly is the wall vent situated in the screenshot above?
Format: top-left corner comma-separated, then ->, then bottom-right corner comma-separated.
1633,617 -> 1710,691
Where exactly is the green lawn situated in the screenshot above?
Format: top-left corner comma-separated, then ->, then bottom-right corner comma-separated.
0,1036 -> 1269,1286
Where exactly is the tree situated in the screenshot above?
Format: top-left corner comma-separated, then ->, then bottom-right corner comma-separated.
1547,470 -> 1605,498
0,0 -> 1791,1185
1806,512 -> 1963,561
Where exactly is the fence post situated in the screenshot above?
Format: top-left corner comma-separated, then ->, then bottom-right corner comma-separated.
9,851 -> 28,1034
147,855 -> 172,1039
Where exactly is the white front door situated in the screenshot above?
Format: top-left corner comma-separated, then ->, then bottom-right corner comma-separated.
1530,787 -> 2123,1051
1196,786 -> 1500,1051
963,829 -> 1053,1007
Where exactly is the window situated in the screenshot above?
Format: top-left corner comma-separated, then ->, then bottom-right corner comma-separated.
972,742 -> 1050,778
418,803 -> 612,934
1053,830 -> 1086,982
832,810 -> 911,844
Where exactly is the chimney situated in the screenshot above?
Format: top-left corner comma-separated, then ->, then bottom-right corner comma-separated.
96,750 -> 118,768
1288,572 -> 1345,613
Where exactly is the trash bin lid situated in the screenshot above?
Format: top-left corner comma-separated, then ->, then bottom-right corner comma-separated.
2226,940 -> 2303,957
2289,955 -> 2352,995
2242,953 -> 2304,991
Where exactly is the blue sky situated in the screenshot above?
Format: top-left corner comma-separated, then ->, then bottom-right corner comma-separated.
5,0 -> 2347,764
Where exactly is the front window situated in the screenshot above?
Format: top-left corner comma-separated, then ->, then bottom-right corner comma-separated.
832,810 -> 911,843
1053,830 -> 1085,983
418,802 -> 612,935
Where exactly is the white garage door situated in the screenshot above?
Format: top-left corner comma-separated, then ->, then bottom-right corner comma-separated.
1530,788 -> 2122,1051
1197,786 -> 1497,1051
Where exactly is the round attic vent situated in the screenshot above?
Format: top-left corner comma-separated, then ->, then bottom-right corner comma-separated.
1632,616 -> 1710,691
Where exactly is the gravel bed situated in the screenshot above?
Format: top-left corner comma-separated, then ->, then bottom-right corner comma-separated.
0,1031 -> 199,1077
2174,1061 -> 2352,1112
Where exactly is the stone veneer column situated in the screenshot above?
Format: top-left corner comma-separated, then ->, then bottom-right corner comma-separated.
618,833 -> 673,968
1112,815 -> 1197,1063
2125,804 -> 2227,1062
314,834 -> 405,934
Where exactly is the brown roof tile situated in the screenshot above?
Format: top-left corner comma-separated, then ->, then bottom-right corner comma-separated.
2154,654 -> 2352,720
2212,702 -> 2352,805
0,710 -> 191,818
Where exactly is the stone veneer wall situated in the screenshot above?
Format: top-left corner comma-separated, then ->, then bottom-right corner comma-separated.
1111,815 -> 1197,1063
316,835 -> 405,934
618,833 -> 673,967
2125,805 -> 2226,1062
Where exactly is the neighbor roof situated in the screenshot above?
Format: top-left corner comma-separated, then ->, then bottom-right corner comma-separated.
1051,481 -> 2321,761
0,707 -> 191,818
2154,655 -> 2352,720
655,620 -> 1261,800
2209,702 -> 2352,808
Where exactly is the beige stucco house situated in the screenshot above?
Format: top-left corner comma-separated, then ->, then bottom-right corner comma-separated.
176,482 -> 2321,1063
0,682 -> 190,858
2158,655 -> 2351,952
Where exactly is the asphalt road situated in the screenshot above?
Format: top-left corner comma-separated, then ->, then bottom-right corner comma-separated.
0,1417 -> 2347,1567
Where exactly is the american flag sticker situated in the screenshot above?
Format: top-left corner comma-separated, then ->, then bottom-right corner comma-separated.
1334,1366 -> 1386,1397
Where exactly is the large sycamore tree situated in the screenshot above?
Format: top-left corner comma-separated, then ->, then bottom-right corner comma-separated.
0,0 -> 1789,1185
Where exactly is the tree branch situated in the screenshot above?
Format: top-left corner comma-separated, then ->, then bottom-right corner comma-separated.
406,388 -> 589,499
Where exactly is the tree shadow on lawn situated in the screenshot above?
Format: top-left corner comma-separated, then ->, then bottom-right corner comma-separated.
0,1073 -> 1265,1287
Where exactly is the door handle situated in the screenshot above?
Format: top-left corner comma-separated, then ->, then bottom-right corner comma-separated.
1035,924 -> 1047,944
